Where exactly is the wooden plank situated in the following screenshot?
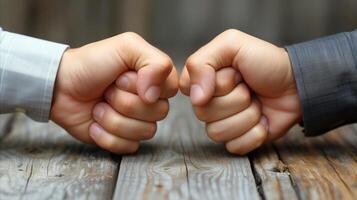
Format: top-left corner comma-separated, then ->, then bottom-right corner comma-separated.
0,114 -> 119,200
251,144 -> 299,200
273,126 -> 357,200
317,126 -> 357,198
113,94 -> 260,200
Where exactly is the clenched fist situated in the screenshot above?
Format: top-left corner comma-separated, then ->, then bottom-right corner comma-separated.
51,32 -> 178,154
180,29 -> 301,155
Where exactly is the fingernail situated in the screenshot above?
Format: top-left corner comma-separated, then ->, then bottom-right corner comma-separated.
93,105 -> 104,120
260,116 -> 269,131
145,86 -> 160,103
190,84 -> 204,104
89,123 -> 103,138
117,76 -> 129,90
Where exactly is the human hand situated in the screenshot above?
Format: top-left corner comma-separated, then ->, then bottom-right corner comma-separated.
51,32 -> 178,154
180,29 -> 301,155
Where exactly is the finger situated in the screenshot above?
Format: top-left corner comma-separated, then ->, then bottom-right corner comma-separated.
225,118 -> 268,155
206,101 -> 261,142
89,122 -> 140,154
116,68 -> 178,99
92,102 -> 157,140
105,86 -> 169,122
214,67 -> 241,97
185,56 -> 215,106
160,66 -> 179,98
194,83 -> 251,122
180,67 -> 241,97
116,32 -> 173,104
116,71 -> 138,94
184,30 -> 242,105
179,66 -> 191,96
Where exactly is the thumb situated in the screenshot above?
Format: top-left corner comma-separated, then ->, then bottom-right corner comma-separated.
184,30 -> 241,106
136,58 -> 173,104
185,58 -> 216,106
115,32 -> 174,104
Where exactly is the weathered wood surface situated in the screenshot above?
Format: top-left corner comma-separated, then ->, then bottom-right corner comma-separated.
0,95 -> 356,200
114,95 -> 357,200
113,95 -> 260,200
0,114 -> 119,200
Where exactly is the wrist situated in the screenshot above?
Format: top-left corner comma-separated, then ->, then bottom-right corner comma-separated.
50,49 -> 77,121
280,47 -> 297,91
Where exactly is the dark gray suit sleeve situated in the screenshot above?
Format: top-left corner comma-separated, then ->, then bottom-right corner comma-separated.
286,30 -> 357,136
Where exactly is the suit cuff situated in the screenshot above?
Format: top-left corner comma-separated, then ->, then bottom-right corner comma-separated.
286,31 -> 357,136
0,30 -> 68,122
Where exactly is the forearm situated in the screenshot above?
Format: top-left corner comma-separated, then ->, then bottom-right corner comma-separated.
287,29 -> 357,136
0,28 -> 68,122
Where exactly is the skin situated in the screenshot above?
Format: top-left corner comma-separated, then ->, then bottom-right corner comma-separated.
50,29 -> 301,155
180,29 -> 302,155
50,32 -> 178,154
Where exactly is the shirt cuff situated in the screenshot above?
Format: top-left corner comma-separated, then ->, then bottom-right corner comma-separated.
0,30 -> 68,122
286,30 -> 357,136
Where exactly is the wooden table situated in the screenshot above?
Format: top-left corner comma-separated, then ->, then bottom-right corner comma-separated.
0,95 -> 356,200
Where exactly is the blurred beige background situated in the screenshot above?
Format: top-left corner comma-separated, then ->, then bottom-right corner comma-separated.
1,0 -> 357,63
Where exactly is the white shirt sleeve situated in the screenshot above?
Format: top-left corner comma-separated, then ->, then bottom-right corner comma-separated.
0,27 -> 68,122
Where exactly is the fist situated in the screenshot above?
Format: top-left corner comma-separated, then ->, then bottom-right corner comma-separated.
51,32 -> 178,154
180,29 -> 301,155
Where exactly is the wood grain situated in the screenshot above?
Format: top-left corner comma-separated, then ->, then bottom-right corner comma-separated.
251,144 -> 299,200
113,95 -> 260,200
272,126 -> 357,200
0,114 -> 119,200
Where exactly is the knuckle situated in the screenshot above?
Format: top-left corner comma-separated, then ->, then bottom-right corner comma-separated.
160,56 -> 173,70
150,55 -> 172,76
185,56 -> 201,71
222,29 -> 240,39
121,32 -> 142,41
